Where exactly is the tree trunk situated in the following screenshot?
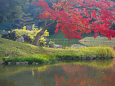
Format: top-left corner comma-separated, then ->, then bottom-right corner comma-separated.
33,21 -> 56,45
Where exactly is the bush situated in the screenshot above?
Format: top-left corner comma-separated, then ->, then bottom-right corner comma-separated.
2,25 -> 50,45
50,41 -> 55,45
2,56 -> 49,64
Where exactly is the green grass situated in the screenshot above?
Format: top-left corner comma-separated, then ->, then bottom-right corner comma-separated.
3,47 -> 114,64
0,37 -> 114,64
0,38 -> 46,59
3,55 -> 49,64
80,37 -> 115,42
80,37 -> 115,47
50,47 -> 114,60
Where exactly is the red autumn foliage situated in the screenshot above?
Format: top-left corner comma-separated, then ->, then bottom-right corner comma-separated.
33,0 -> 115,40
54,64 -> 115,86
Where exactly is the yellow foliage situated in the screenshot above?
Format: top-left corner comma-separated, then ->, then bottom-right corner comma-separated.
23,26 -> 26,30
37,66 -> 48,72
12,25 -> 49,45
8,31 -> 11,33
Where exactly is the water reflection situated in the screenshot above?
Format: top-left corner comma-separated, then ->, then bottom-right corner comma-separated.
0,80 -> 16,86
54,64 -> 115,86
0,61 -> 115,86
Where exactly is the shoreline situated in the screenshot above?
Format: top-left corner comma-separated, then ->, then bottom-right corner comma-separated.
0,56 -> 114,66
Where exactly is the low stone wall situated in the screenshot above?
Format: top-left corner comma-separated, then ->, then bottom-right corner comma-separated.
0,56 -> 113,65
56,56 -> 113,62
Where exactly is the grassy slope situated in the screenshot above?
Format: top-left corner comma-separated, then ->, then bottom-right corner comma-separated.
0,38 -> 45,59
0,37 -> 78,61
0,37 -> 114,63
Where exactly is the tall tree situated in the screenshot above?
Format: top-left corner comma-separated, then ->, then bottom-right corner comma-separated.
32,0 -> 115,45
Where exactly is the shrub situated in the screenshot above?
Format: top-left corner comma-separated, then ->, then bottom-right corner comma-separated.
50,41 -> 55,45
2,56 -> 49,64
79,47 -> 114,59
2,25 -> 50,45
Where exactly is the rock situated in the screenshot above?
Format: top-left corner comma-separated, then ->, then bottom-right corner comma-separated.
56,58 -> 62,61
32,62 -> 36,65
90,56 -> 96,60
71,44 -> 86,49
8,62 -> 12,65
45,39 -> 50,46
18,61 -> 28,65
32,62 -> 38,65
35,63 -> 39,65
16,62 -> 20,65
54,44 -> 62,48
81,57 -> 86,60
20,62 -> 27,65
24,61 -> 28,65
2,31 -> 17,40
64,57 -> 73,61
23,35 -> 32,43
74,58 -> 80,61
86,57 -> 91,60
44,62 -> 47,65
0,62 -> 4,65
49,44 -> 55,48
100,57 -> 105,60
16,36 -> 24,42
2,34 -> 9,39
2,30 -> 33,43
26,25 -> 33,30
39,42 -> 44,47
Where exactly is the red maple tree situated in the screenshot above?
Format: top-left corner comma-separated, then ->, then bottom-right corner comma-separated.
32,0 -> 115,45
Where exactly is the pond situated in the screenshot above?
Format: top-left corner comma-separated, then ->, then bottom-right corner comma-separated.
0,60 -> 115,86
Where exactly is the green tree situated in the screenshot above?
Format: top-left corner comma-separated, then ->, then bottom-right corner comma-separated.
0,0 -> 30,23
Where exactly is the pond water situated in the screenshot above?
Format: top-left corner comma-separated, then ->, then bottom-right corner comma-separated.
0,60 -> 115,86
